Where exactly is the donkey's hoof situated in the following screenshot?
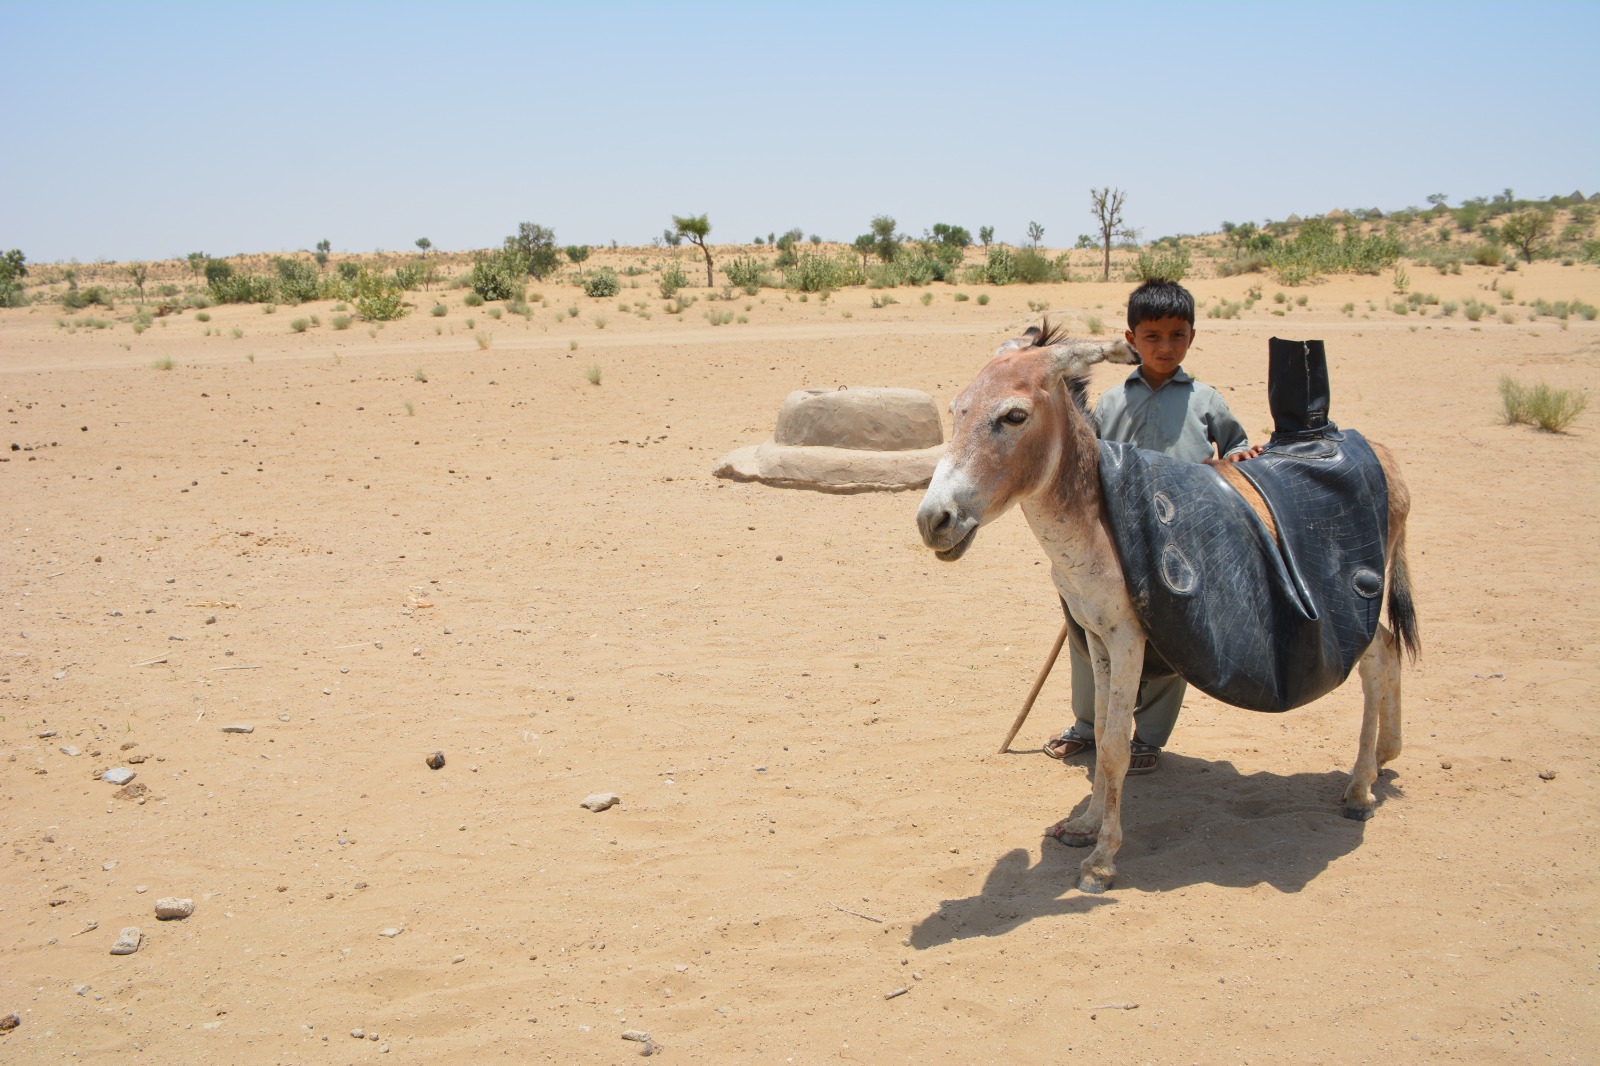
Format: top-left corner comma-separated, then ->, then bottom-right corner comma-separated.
1341,803 -> 1375,822
1046,820 -> 1096,848
1077,868 -> 1114,894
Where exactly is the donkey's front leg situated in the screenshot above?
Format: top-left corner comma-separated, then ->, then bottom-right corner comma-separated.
1343,625 -> 1401,820
1076,633 -> 1143,893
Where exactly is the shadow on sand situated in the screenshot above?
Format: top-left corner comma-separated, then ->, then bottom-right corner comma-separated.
908,751 -> 1403,949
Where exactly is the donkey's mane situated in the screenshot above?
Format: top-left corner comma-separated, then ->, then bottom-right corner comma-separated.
1033,317 -> 1097,425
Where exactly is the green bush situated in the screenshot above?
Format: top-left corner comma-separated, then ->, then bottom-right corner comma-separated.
0,249 -> 28,307
1500,375 -> 1588,432
1130,245 -> 1191,283
583,268 -> 620,298
723,255 -> 766,294
273,257 -> 321,303
331,314 -> 353,330
984,246 -> 1016,285
785,253 -> 862,293
1268,218 -> 1400,284
468,252 -> 524,302
463,291 -> 485,307
1013,249 -> 1061,284
658,261 -> 688,298
210,273 -> 277,303
352,268 -> 408,321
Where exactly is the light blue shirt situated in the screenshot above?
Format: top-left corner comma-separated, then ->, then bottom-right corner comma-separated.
1094,367 -> 1251,462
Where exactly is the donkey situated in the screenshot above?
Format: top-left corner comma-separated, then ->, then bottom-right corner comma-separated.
915,322 -> 1417,893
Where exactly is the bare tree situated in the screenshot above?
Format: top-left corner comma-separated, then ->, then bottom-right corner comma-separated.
1026,220 -> 1044,248
1089,187 -> 1129,281
673,214 -> 714,286
127,262 -> 148,303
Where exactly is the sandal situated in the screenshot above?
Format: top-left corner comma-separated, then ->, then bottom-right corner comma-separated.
1128,738 -> 1160,776
1043,728 -> 1094,760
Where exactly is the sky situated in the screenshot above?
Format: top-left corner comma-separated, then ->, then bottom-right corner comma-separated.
5,1 -> 1597,264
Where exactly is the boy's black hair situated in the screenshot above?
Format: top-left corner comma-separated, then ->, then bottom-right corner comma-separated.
1126,279 -> 1195,329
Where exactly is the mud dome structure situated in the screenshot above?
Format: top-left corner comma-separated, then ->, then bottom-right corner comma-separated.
714,386 -> 946,493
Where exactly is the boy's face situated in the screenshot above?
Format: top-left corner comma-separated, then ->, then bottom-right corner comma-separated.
1125,316 -> 1195,388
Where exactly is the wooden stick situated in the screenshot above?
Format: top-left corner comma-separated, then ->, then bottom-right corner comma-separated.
998,619 -> 1070,754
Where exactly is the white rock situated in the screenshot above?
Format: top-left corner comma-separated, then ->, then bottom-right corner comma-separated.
60,745 -> 81,757
220,724 -> 254,734
155,897 -> 195,920
103,768 -> 136,786
378,927 -> 403,938
110,927 -> 141,955
581,792 -> 620,812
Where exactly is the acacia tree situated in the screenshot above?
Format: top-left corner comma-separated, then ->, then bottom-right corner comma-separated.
1090,187 -> 1130,280
1498,209 -> 1553,262
186,251 -> 207,280
127,262 -> 148,303
415,237 -> 432,256
314,238 -> 331,271
978,225 -> 994,249
851,234 -> 875,273
870,215 -> 898,262
1026,220 -> 1045,248
673,214 -> 714,286
506,222 -> 561,279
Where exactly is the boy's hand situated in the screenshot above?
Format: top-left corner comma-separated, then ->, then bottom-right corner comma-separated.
1225,445 -> 1265,462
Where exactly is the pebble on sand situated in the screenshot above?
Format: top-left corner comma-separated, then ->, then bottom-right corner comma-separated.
110,928 -> 142,955
378,927 -> 403,938
155,898 -> 195,920
0,1012 -> 19,1032
102,768 -> 136,786
425,751 -> 446,770
221,724 -> 255,734
581,792 -> 620,812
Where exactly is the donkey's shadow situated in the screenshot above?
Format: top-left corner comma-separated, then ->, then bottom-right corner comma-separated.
908,751 -> 1401,949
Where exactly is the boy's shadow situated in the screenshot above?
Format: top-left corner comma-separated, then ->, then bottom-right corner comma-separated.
908,751 -> 1401,950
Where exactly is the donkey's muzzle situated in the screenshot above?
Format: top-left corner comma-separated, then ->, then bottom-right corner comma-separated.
916,499 -> 979,560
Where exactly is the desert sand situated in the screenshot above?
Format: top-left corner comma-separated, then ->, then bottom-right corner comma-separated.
2,258 -> 1597,1063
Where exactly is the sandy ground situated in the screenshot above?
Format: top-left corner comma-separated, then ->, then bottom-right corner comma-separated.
2,260 -> 1597,1064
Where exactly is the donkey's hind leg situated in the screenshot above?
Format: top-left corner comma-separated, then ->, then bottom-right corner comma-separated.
1342,625 -> 1401,821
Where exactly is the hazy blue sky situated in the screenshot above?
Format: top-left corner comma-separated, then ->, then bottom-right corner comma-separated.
6,1 -> 1597,263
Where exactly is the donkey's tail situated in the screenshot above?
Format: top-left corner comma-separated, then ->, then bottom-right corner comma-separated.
1386,528 -> 1420,662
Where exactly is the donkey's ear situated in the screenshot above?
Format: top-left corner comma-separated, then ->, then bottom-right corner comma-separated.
1044,338 -> 1139,381
993,325 -> 1042,357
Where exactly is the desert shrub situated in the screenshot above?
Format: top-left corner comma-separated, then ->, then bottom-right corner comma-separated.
1441,300 -> 1458,317
658,261 -> 688,298
1468,243 -> 1503,266
467,252 -> 524,302
506,222 -> 562,280
984,246 -> 1016,285
1129,245 -> 1191,283
352,268 -> 408,321
0,249 -> 28,307
290,317 -> 310,333
463,291 -> 485,307
1207,299 -> 1242,319
1500,376 -> 1587,432
393,262 -> 427,291
583,269 -> 620,298
210,273 -> 277,304
976,293 -> 990,305
1013,249 -> 1062,284
785,253 -> 861,293
919,292 -> 933,306
723,255 -> 766,294
1215,255 -> 1268,277
1268,218 -> 1400,283
331,314 -> 353,330
273,257 -> 321,303
204,259 -> 234,288
1462,299 -> 1486,321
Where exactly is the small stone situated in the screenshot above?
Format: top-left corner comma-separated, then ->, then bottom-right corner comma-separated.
1538,770 -> 1557,781
38,730 -> 58,738
115,782 -> 150,801
425,751 -> 445,770
350,1028 -> 364,1039
75,984 -> 90,996
368,1032 -> 379,1041
278,714 -> 290,723
452,955 -> 465,964
220,724 -> 254,734
155,897 -> 195,920
103,768 -> 136,786
0,1013 -> 19,1031
621,1029 -> 651,1043
1440,761 -> 1453,769
378,927 -> 402,938
135,886 -> 148,894
110,927 -> 142,955
581,792 -> 620,812
60,745 -> 81,757
885,986 -> 909,1000
103,861 -> 117,871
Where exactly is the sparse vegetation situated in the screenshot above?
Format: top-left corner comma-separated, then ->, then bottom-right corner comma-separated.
1500,375 -> 1587,432
585,365 -> 602,385
583,269 -> 621,298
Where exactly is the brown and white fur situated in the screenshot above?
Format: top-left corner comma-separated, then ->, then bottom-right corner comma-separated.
915,322 -> 1418,893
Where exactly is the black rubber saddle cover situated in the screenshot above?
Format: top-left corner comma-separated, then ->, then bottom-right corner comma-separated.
1096,431 -> 1388,711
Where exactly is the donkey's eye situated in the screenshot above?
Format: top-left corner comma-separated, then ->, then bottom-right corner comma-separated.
1002,409 -> 1029,426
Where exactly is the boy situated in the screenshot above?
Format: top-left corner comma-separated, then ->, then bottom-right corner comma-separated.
1042,279 -> 1261,774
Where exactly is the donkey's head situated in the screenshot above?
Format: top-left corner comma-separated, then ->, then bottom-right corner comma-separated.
916,321 -> 1138,560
